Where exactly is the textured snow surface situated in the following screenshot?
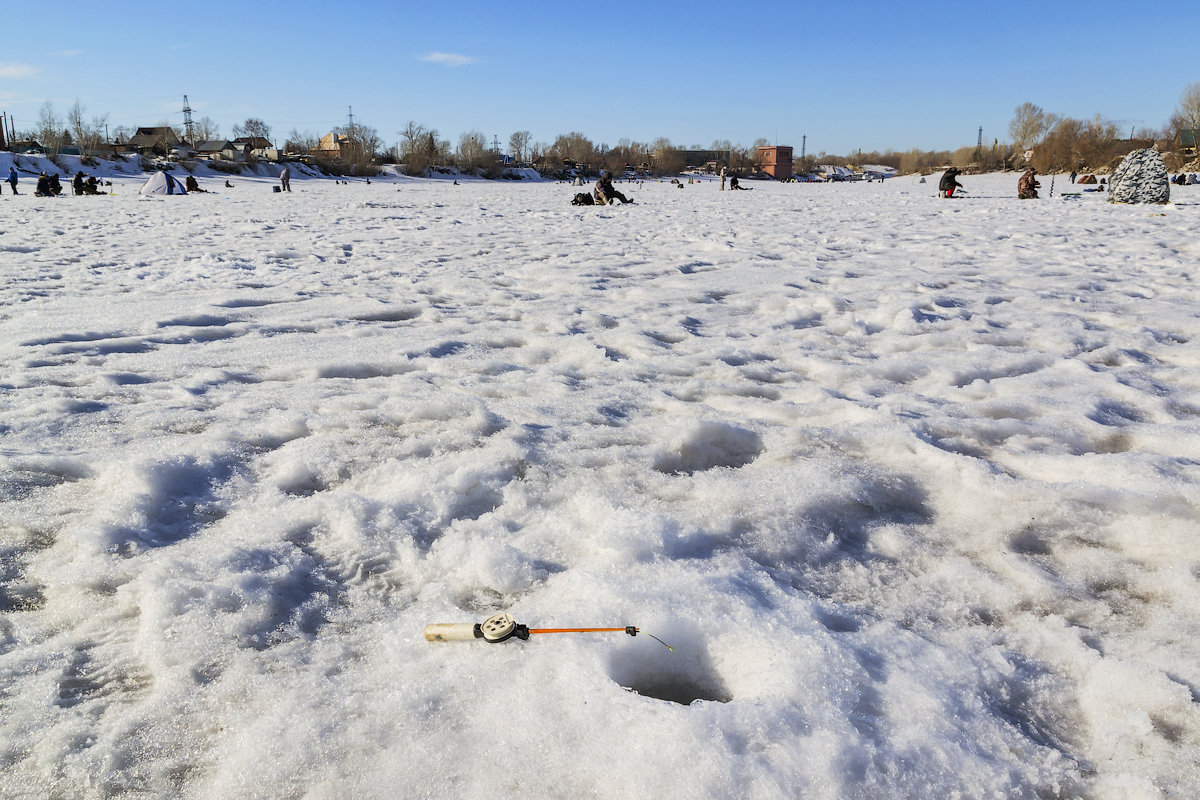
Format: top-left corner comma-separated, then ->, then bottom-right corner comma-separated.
2,172 -> 1199,799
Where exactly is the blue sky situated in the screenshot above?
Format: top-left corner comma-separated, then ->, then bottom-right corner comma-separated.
1,0 -> 1194,155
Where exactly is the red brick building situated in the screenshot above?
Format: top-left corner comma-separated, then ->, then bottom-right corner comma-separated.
757,145 -> 793,180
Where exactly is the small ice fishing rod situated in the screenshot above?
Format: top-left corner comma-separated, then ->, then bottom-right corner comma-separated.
424,612 -> 674,651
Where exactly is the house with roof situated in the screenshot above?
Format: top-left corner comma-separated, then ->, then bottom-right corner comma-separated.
312,132 -> 349,161
7,139 -> 44,154
195,139 -> 238,160
127,127 -> 182,155
233,136 -> 272,155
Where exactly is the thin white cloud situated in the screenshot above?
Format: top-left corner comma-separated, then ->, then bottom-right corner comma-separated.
420,52 -> 477,67
57,49 -> 83,57
0,63 -> 37,79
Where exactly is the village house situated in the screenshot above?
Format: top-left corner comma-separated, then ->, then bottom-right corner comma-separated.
195,139 -> 238,160
312,132 -> 349,161
233,136 -> 274,159
127,126 -> 182,156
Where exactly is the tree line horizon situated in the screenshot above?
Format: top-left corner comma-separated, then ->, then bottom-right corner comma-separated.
14,83 -> 1200,177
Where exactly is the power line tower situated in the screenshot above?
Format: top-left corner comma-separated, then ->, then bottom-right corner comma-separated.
347,106 -> 355,129
972,125 -> 983,163
182,95 -> 195,143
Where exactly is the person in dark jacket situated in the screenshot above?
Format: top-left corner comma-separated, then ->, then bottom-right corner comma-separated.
938,167 -> 963,197
35,172 -> 52,196
73,171 -> 86,195
6,166 -> 17,194
593,172 -> 632,204
1017,168 -> 1040,199
48,174 -> 63,195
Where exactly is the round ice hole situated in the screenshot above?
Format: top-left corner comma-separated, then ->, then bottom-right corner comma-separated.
609,637 -> 731,705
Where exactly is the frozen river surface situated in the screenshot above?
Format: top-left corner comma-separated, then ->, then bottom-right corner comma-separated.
2,171 -> 1199,798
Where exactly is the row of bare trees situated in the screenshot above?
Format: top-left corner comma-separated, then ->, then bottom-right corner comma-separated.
18,82 -> 1200,176
385,123 -> 774,178
793,84 -> 1200,177
1005,86 -> 1200,174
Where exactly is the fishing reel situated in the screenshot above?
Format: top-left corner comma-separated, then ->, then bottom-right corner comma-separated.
424,612 -> 528,643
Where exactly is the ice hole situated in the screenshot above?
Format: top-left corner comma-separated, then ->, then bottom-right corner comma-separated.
608,634 -> 731,705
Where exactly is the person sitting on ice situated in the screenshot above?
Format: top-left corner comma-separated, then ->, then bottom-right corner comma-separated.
84,176 -> 102,195
35,172 -> 53,197
593,172 -> 632,205
938,167 -> 963,197
729,175 -> 748,190
1017,168 -> 1040,199
184,175 -> 207,193
73,171 -> 86,195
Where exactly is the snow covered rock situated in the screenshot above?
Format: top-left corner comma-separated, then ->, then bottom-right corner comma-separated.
1107,148 -> 1169,204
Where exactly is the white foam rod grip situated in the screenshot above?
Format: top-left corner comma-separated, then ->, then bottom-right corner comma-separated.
423,623 -> 478,642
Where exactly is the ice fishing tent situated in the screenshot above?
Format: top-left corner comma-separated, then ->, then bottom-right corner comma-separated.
138,170 -> 188,195
1107,148 -> 1169,204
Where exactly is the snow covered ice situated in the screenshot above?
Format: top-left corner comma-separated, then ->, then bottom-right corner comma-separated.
2,167 -> 1199,799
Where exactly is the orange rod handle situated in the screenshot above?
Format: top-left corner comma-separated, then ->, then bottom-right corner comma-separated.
527,627 -> 630,635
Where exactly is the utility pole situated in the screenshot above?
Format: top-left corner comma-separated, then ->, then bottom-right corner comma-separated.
347,106 -> 355,128
182,95 -> 195,144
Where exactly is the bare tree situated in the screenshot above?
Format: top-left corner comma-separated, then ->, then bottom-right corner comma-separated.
400,120 -> 427,155
1178,82 -> 1200,149
508,130 -> 531,164
67,100 -> 86,151
456,130 -> 491,173
337,121 -> 382,172
1008,102 -> 1060,151
550,132 -> 596,167
232,117 -> 272,143
650,137 -> 684,175
399,121 -> 443,175
66,99 -> 106,157
285,128 -> 318,154
37,101 -> 67,156
193,116 -> 221,142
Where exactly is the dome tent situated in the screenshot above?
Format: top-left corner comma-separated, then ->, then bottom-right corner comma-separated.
1107,148 -> 1169,204
138,170 -> 188,195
